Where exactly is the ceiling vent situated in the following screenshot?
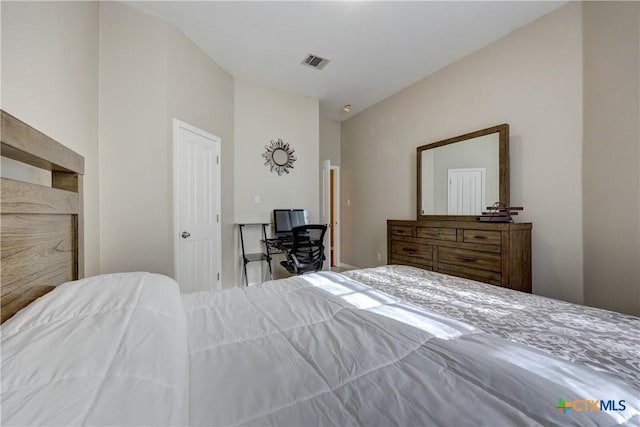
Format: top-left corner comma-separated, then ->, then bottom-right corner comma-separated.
301,53 -> 330,70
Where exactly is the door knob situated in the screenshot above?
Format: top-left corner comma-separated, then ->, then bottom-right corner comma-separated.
181,231 -> 191,239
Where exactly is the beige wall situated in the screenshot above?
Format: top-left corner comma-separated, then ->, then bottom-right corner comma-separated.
1,1 -> 100,276
320,119 -> 341,166
234,79 -> 319,284
98,3 -> 235,284
319,119 -> 341,258
342,2 -> 585,302
166,20 -> 235,288
583,2 -> 640,315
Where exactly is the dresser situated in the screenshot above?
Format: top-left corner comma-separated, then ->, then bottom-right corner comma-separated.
387,219 -> 532,292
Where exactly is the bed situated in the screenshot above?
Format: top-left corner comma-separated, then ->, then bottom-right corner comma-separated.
2,269 -> 639,426
1,111 -> 639,426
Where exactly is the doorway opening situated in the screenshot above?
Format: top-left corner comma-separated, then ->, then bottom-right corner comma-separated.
329,165 -> 341,267
320,160 -> 341,269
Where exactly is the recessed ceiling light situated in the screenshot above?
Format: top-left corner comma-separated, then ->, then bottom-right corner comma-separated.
342,104 -> 351,113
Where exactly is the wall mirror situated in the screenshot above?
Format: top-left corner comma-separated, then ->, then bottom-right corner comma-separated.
262,138 -> 297,175
417,124 -> 509,220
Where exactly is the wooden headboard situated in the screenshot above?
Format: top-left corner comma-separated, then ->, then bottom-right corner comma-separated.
1,110 -> 84,323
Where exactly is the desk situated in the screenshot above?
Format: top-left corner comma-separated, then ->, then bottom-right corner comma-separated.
237,225 -> 302,286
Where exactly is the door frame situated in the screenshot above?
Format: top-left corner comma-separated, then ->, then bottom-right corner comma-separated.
320,159 -> 331,269
172,118 -> 222,288
330,165 -> 341,266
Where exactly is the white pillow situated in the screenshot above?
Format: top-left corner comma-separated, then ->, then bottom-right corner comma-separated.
1,272 -> 190,426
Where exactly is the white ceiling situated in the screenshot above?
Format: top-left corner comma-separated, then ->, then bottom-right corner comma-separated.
126,1 -> 566,121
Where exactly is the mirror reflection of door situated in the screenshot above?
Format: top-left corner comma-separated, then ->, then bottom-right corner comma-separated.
447,168 -> 485,215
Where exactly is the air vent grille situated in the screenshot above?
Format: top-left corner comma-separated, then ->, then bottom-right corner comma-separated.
301,54 -> 330,70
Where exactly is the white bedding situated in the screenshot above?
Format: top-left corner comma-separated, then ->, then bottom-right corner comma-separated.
1,273 -> 189,426
2,271 -> 639,426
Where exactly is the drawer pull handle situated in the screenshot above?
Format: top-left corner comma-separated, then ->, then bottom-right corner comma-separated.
474,235 -> 487,240
457,256 -> 478,262
403,248 -> 417,253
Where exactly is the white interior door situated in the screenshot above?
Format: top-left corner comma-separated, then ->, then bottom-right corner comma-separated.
174,120 -> 221,292
448,168 -> 485,215
320,159 -> 331,270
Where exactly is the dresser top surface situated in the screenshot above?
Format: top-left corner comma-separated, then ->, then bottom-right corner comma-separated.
388,219 -> 532,231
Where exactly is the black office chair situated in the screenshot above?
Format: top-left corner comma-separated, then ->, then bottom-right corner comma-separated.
280,224 -> 327,275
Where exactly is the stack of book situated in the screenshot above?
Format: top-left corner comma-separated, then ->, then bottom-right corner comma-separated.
477,204 -> 523,222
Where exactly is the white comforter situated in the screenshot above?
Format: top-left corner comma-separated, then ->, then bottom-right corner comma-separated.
1,273 -> 189,426
2,271 -> 639,426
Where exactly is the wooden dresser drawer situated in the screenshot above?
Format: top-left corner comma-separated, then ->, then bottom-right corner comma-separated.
462,229 -> 501,246
438,265 -> 502,286
416,227 -> 456,241
438,247 -> 501,272
391,240 -> 432,261
390,225 -> 414,237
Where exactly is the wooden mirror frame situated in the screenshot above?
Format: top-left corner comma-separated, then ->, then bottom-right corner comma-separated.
417,123 -> 509,220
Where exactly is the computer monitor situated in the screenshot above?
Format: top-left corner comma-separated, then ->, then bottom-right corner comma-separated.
273,209 -> 308,236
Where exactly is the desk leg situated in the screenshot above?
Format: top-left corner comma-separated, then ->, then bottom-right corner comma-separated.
239,224 -> 249,287
265,252 -> 273,281
262,224 -> 274,281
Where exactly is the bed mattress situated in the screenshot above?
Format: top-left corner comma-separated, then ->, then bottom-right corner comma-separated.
2,269 -> 639,426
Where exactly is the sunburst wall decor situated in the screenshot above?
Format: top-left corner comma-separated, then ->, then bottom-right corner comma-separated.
262,138 -> 297,175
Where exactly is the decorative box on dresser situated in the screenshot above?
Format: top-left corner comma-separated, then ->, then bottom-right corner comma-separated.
387,219 -> 532,292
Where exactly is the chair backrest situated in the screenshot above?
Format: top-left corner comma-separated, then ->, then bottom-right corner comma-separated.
288,224 -> 327,273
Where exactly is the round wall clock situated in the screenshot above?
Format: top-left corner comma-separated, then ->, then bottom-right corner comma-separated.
262,138 -> 297,175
